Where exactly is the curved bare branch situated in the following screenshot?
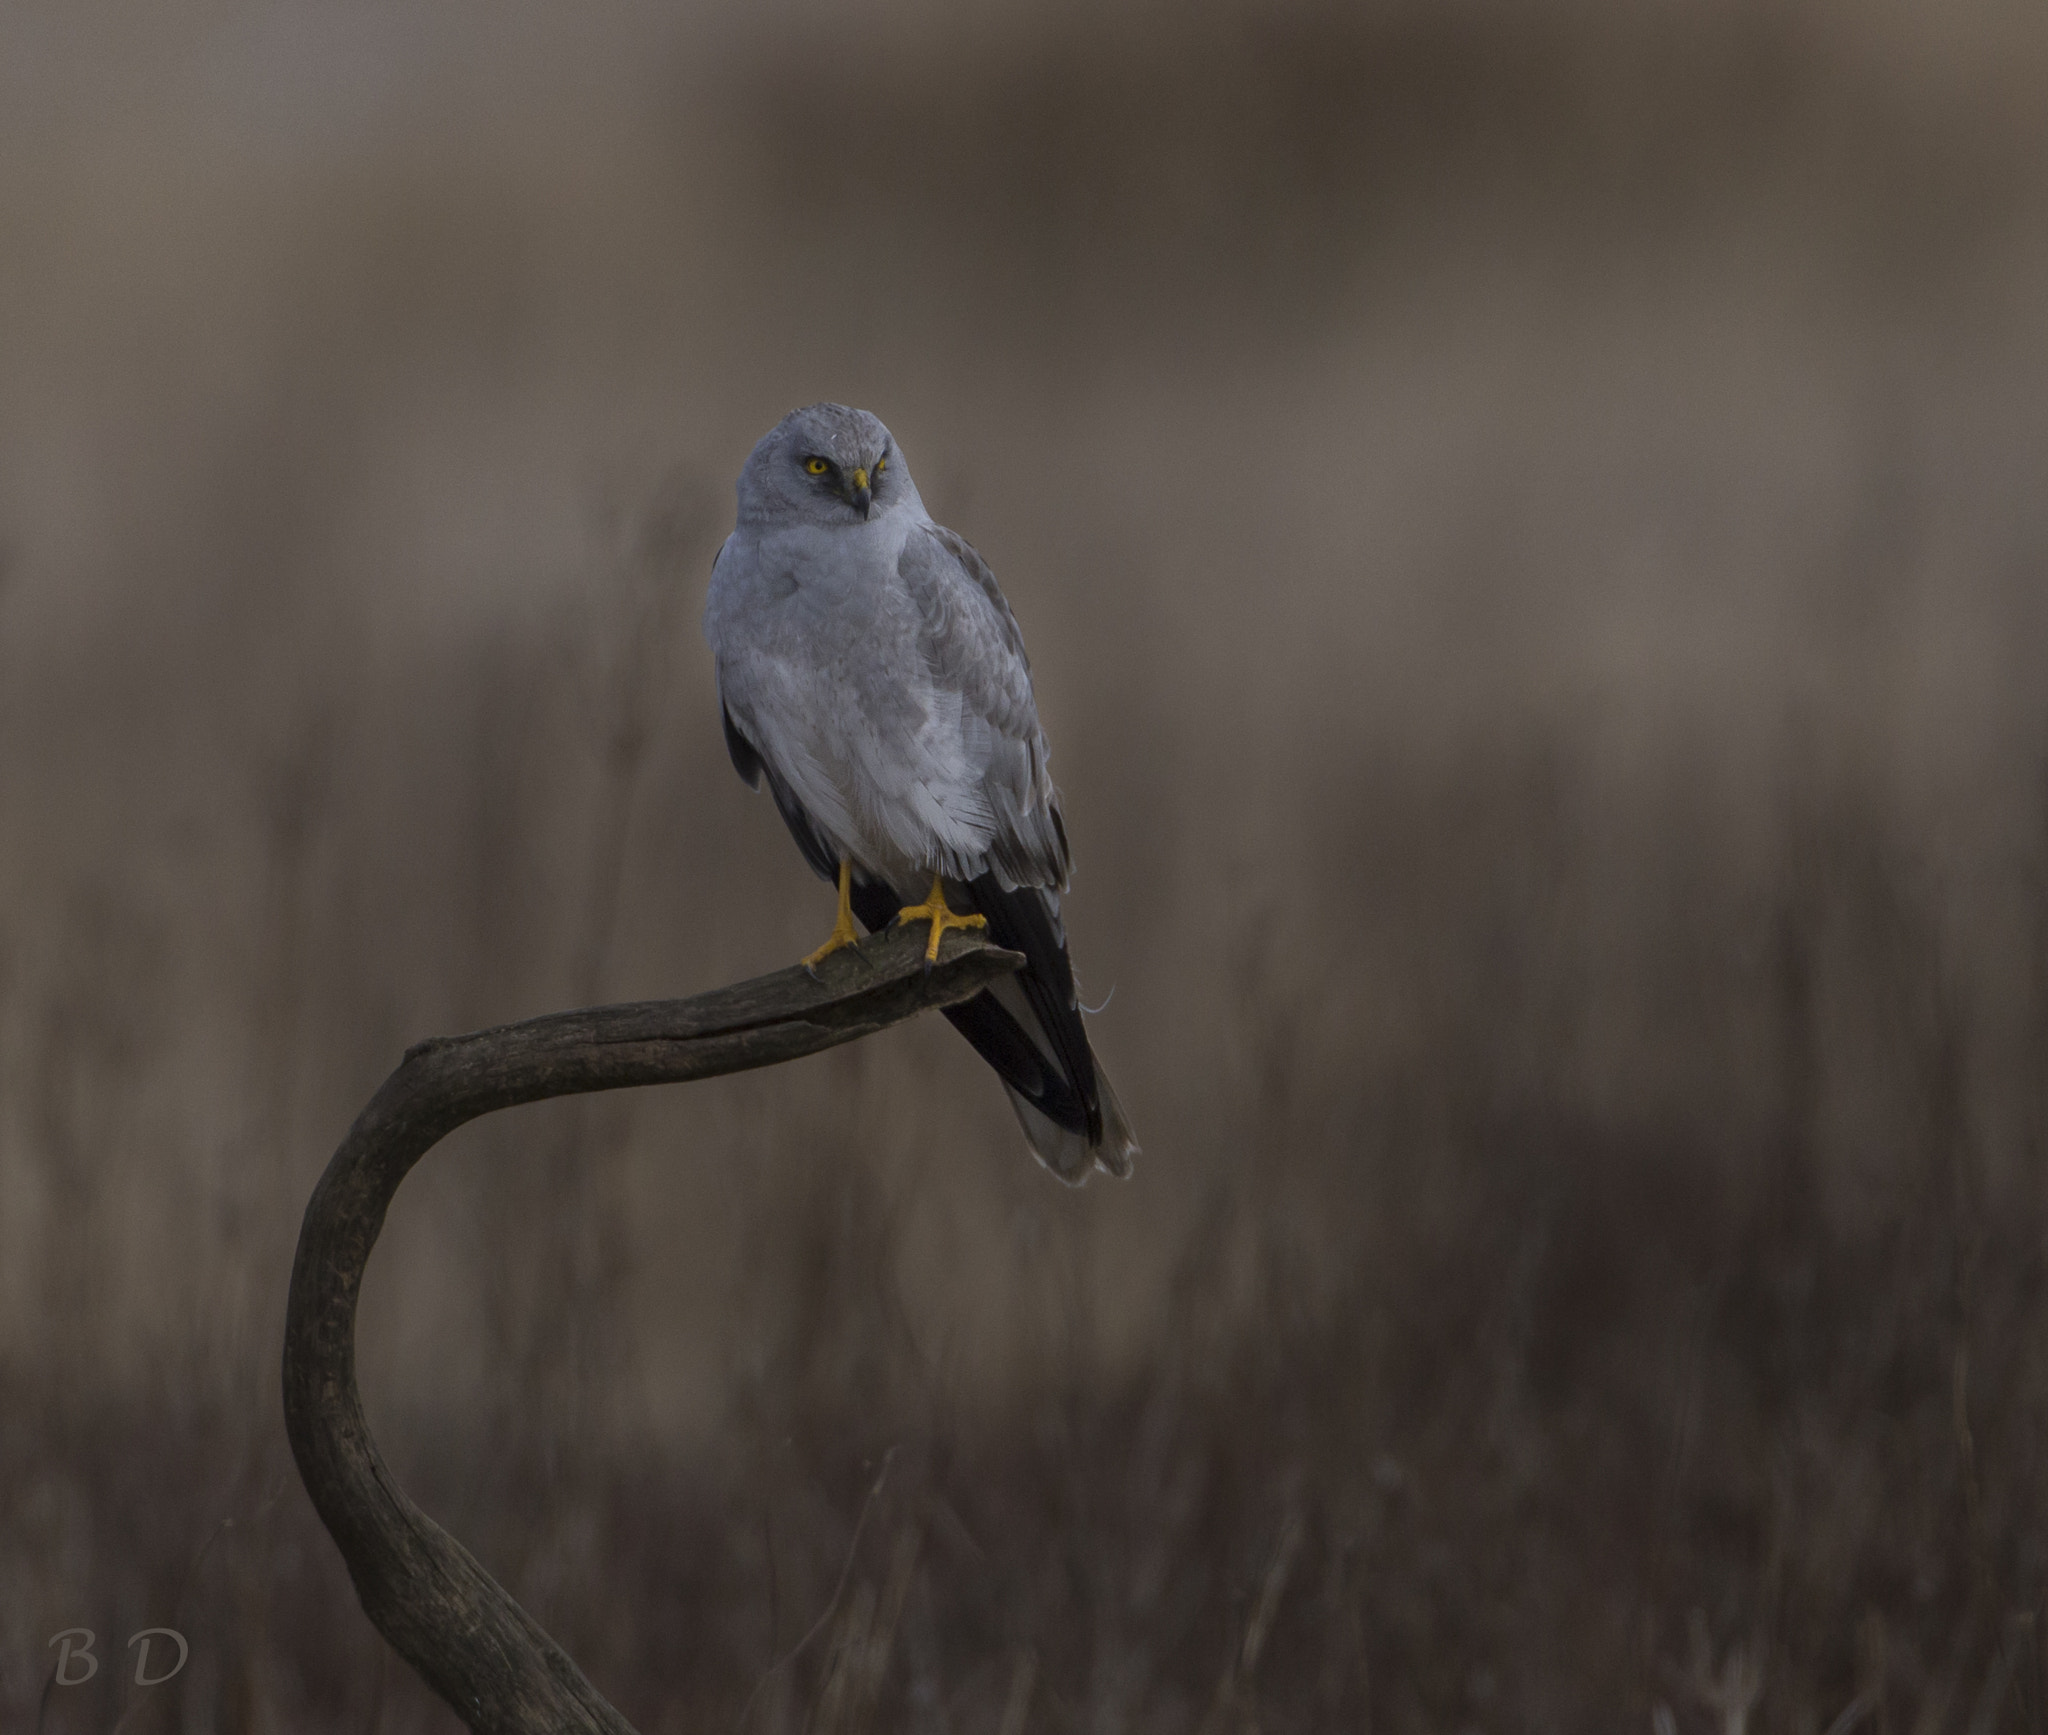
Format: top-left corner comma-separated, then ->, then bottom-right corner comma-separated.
282,925 -> 1024,1735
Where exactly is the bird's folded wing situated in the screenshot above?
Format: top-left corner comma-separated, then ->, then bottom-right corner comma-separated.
898,524 -> 1072,892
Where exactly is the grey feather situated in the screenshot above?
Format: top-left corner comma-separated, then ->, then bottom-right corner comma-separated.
897,523 -> 1070,892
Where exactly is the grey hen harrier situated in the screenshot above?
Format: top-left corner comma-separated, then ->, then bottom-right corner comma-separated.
704,403 -> 1137,1183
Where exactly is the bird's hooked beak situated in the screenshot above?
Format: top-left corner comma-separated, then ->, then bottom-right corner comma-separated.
848,467 -> 873,519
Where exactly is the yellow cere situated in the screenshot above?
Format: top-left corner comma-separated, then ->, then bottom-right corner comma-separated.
851,468 -> 868,490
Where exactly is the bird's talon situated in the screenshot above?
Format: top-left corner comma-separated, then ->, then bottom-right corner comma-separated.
801,860 -> 862,971
800,933 -> 856,971
896,874 -> 988,963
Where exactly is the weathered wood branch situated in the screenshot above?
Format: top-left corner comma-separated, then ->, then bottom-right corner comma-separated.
282,925 -> 1025,1735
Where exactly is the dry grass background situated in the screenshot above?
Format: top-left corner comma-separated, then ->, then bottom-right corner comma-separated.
4,0 -> 2048,1729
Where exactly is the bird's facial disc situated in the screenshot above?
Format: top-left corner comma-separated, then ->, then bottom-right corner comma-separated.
796,445 -> 886,519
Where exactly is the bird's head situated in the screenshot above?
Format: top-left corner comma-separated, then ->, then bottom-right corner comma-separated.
736,403 -> 917,528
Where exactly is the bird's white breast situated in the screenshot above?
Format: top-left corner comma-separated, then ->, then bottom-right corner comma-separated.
708,506 -> 973,881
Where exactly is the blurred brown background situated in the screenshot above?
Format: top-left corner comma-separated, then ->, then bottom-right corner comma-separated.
4,0 -> 2048,1729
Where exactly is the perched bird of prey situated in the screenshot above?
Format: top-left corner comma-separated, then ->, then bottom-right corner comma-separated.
705,404 -> 1136,1183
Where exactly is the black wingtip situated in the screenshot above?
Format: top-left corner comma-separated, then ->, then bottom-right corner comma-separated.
966,876 -> 1103,1147
721,702 -> 763,791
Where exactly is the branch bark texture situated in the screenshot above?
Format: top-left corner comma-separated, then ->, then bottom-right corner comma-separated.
282,925 -> 1024,1735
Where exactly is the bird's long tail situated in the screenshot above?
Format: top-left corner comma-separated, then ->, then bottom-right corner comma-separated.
847,873 -> 1136,1183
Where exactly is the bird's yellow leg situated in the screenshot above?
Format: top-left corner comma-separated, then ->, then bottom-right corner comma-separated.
802,859 -> 861,970
896,872 -> 987,964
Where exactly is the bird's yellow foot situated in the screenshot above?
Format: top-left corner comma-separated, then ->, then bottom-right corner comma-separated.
897,873 -> 986,964
803,860 -> 862,972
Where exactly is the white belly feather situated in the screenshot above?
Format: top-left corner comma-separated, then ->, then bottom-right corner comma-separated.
707,513 -> 1002,885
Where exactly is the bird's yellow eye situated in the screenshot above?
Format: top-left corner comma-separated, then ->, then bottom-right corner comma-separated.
804,456 -> 831,476
875,455 -> 887,472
